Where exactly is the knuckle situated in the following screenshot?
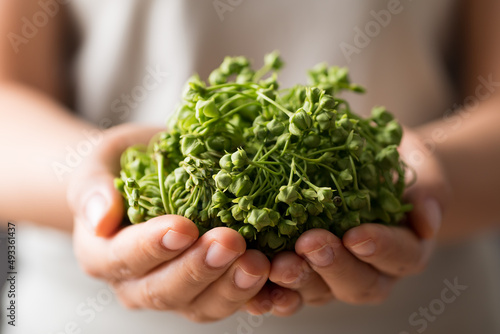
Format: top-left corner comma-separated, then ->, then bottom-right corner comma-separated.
141,279 -> 172,311
183,309 -> 219,323
182,265 -> 208,287
339,275 -> 387,305
304,295 -> 334,306
139,236 -> 165,264
108,243 -> 134,280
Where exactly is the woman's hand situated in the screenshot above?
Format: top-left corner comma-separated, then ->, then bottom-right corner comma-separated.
253,128 -> 451,315
68,124 -> 270,323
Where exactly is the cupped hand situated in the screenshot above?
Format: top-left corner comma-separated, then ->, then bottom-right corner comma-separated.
67,124 -> 270,323
253,128 -> 451,315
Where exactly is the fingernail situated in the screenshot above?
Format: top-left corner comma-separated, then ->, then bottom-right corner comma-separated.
305,245 -> 334,267
280,271 -> 300,285
205,241 -> 240,268
234,267 -> 262,289
424,198 -> 442,235
162,230 -> 194,251
350,239 -> 376,257
84,193 -> 107,230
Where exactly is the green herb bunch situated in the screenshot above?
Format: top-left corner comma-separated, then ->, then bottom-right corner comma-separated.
115,52 -> 412,257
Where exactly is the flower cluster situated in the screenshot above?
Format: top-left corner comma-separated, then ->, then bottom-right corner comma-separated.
115,52 -> 413,257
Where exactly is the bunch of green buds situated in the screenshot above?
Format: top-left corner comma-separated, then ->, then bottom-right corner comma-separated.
116,52 -> 413,257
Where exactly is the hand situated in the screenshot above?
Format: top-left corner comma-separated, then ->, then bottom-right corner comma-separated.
67,124 -> 270,323
252,128 -> 450,315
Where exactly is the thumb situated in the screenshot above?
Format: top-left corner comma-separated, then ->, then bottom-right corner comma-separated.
67,124 -> 164,237
68,171 -> 124,237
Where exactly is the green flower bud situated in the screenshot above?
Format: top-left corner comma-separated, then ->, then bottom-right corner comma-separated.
375,145 -> 400,170
212,191 -> 230,205
184,206 -> 198,220
238,225 -> 257,240
303,133 -> 321,148
290,109 -> 312,131
237,196 -> 253,211
306,87 -> 322,104
278,219 -> 298,236
337,115 -> 353,132
125,178 -> 138,189
301,188 -> 318,201
208,68 -> 226,85
347,133 -> 365,158
214,170 -> 232,190
318,94 -> 337,110
264,51 -> 284,70
181,135 -> 205,156
306,201 -> 323,215
339,211 -> 361,233
174,167 -> 189,183
217,209 -> 234,223
316,111 -> 335,131
323,202 -> 338,220
151,198 -> 164,207
150,206 -> 165,216
360,164 -> 378,188
131,189 -> 140,201
236,68 -> 255,84
231,205 -> 246,221
229,174 -> 252,197
127,206 -> 144,224
276,185 -> 301,205
231,148 -> 248,169
330,126 -> 349,143
267,119 -> 285,136
339,169 -> 353,188
317,187 -> 333,203
288,122 -> 303,137
379,187 -> 401,213
265,230 -> 286,250
206,135 -> 229,152
219,153 -> 233,170
199,209 -> 209,222
377,120 -> 403,146
247,209 -> 273,231
253,124 -> 268,140
208,206 -> 218,219
371,106 -> 394,126
196,99 -> 220,121
287,202 -> 306,218
220,56 -> 249,75
345,190 -> 370,210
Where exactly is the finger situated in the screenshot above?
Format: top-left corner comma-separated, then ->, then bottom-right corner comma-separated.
296,229 -> 395,305
67,124 -> 164,236
73,214 -> 199,280
343,223 -> 433,277
185,250 -> 269,322
269,251 -> 333,306
399,130 -> 449,239
114,227 -> 246,310
244,283 -> 302,317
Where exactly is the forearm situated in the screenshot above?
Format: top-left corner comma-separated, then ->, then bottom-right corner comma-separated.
416,97 -> 500,240
0,82 -> 96,231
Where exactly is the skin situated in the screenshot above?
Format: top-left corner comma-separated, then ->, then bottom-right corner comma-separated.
1,0 -> 500,322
